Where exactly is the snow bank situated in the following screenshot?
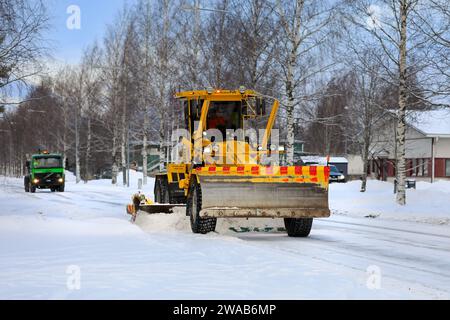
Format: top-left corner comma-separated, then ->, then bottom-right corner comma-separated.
330,179 -> 450,225
64,170 -> 76,182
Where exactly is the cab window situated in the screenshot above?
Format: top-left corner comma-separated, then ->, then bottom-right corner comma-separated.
33,157 -> 62,168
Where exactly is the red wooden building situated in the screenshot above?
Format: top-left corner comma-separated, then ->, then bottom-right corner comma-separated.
369,110 -> 450,182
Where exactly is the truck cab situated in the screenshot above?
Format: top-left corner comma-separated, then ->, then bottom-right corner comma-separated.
24,151 -> 65,193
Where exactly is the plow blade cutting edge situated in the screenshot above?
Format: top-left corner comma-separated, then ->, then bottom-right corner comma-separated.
195,165 -> 330,218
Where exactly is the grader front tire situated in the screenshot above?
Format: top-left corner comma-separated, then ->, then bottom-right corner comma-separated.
284,218 -> 313,237
187,180 -> 216,234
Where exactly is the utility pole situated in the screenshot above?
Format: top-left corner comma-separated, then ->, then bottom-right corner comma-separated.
431,137 -> 435,184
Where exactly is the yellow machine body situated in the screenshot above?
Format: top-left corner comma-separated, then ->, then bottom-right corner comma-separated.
152,89 -> 331,219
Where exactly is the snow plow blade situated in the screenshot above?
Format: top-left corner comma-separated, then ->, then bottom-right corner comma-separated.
195,165 -> 330,218
126,203 -> 185,215
126,193 -> 185,222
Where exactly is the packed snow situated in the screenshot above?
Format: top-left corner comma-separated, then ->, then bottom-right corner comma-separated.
0,171 -> 449,299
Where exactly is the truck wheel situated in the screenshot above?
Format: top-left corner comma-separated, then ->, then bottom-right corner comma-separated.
187,179 -> 216,234
58,185 -> 65,192
30,185 -> 36,193
24,177 -> 30,192
51,188 -> 56,192
284,218 -> 313,237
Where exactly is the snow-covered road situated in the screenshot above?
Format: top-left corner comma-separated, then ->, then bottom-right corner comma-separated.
1,174 -> 449,299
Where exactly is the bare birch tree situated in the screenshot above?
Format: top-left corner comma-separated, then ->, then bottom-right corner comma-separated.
274,0 -> 336,165
343,0 -> 442,204
0,0 -> 49,102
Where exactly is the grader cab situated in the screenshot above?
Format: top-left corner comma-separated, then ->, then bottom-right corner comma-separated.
128,88 -> 330,237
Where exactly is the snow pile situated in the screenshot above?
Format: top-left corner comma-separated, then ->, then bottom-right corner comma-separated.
135,209 -> 285,235
330,179 -> 450,225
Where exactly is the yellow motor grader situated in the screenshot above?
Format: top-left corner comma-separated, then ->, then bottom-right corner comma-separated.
127,88 -> 330,237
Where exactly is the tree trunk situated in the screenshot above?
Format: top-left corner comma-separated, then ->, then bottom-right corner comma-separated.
360,130 -> 370,192
159,92 -> 167,171
159,129 -> 166,172
111,127 -> 118,185
121,124 -> 127,185
75,108 -> 81,184
142,113 -> 148,185
285,58 -> 296,166
62,107 -> 68,171
396,0 -> 408,205
120,91 -> 127,186
84,116 -> 92,183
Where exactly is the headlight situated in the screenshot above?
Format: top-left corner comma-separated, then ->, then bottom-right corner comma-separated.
33,178 -> 39,184
270,144 -> 277,151
339,175 -> 345,180
203,147 -> 211,153
58,178 -> 64,183
278,146 -> 285,151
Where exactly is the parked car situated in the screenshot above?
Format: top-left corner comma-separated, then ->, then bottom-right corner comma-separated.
93,168 -> 113,180
329,165 -> 346,183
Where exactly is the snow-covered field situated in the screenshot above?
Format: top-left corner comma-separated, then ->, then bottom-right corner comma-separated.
1,171 -> 449,299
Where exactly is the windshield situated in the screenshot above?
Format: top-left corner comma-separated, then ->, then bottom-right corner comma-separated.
330,166 -> 340,174
32,157 -> 62,169
207,101 -> 242,137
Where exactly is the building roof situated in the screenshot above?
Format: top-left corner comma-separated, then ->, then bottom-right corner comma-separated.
406,109 -> 450,137
300,156 -> 348,164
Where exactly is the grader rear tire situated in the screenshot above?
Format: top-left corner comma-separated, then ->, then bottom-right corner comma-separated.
284,218 -> 313,237
155,176 -> 170,204
154,182 -> 162,203
187,180 -> 216,234
162,184 -> 170,204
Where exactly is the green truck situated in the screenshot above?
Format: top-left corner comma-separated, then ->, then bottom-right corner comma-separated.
24,151 -> 65,193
